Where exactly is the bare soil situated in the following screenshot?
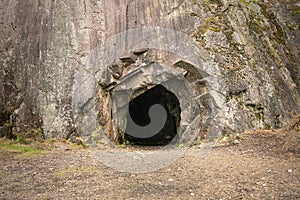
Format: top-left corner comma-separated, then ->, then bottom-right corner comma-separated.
0,127 -> 299,199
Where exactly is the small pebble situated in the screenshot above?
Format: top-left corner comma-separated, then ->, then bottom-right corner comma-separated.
288,169 -> 292,173
190,192 -> 195,196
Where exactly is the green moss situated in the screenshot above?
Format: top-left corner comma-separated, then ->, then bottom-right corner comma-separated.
257,3 -> 286,45
248,9 -> 264,37
201,17 -> 222,34
255,113 -> 262,120
226,89 -> 247,102
287,24 -> 297,30
246,103 -> 264,111
273,23 -> 286,44
259,3 -> 269,18
256,3 -> 286,45
290,10 -> 300,16
208,0 -> 222,6
264,124 -> 271,129
206,26 -> 221,33
239,0 -> 250,6
191,16 -> 222,39
0,143 -> 42,157
251,20 -> 264,36
14,128 -> 44,143
223,27 -> 243,53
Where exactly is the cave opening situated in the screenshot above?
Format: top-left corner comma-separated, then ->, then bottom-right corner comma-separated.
124,85 -> 181,146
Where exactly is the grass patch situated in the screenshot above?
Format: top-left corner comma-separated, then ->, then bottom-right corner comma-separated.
0,143 -> 39,152
0,143 -> 43,157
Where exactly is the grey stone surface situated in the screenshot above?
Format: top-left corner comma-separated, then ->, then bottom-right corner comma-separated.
0,0 -> 299,142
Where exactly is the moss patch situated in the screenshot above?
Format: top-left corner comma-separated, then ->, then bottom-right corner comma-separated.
14,128 -> 45,143
0,143 -> 43,157
191,16 -> 222,38
239,0 -> 250,6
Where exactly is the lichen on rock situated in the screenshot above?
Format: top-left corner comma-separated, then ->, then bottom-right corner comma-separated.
0,0 -> 299,143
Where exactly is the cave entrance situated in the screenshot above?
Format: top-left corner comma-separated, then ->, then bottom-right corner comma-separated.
124,85 -> 181,146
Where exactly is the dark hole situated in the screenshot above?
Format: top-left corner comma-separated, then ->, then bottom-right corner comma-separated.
124,85 -> 181,146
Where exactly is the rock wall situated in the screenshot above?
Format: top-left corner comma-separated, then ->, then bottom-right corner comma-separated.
0,0 -> 299,142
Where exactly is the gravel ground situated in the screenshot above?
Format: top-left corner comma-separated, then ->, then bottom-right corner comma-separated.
0,128 -> 299,199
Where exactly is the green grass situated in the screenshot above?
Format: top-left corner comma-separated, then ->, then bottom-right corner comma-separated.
0,143 -> 43,157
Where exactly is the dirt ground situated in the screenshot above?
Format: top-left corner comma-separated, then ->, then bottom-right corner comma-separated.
0,125 -> 299,199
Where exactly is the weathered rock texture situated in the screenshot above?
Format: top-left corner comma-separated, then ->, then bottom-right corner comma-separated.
0,0 -> 299,143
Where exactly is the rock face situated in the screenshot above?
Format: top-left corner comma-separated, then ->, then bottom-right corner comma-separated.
0,0 -> 299,143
